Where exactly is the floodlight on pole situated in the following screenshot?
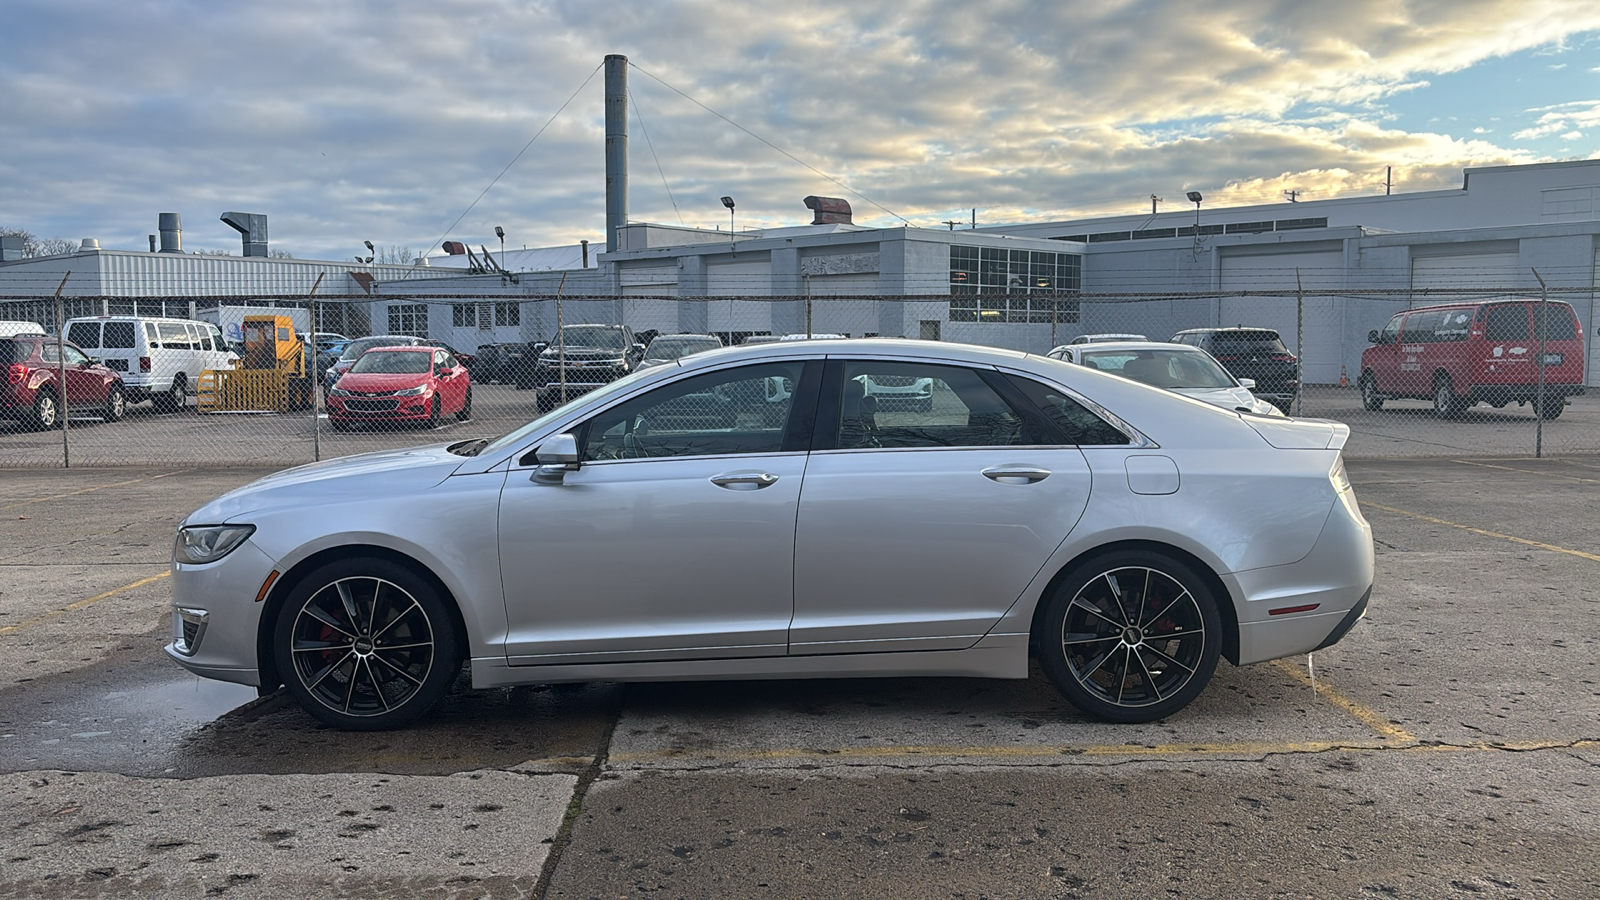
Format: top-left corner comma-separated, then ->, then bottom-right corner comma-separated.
495,226 -> 505,267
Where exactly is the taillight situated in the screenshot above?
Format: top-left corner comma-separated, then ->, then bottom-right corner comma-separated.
1213,355 -> 1240,362
1272,355 -> 1297,362
139,356 -> 151,372
6,364 -> 26,385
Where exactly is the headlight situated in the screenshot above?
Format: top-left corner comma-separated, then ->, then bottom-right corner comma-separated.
329,387 -> 351,397
174,524 -> 256,564
393,385 -> 428,396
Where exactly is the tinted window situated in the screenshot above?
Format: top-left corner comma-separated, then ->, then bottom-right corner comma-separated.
1484,305 -> 1528,341
1535,304 -> 1578,341
1380,315 -> 1402,343
40,342 -> 60,364
67,322 -> 101,347
159,322 -> 192,350
104,321 -> 137,349
834,361 -> 1044,450
0,340 -> 22,366
1005,374 -> 1130,445
63,345 -> 90,366
1401,310 -> 1446,343
581,362 -> 803,460
1433,309 -> 1472,342
558,328 -> 627,350
1079,349 -> 1234,389
1210,330 -> 1287,352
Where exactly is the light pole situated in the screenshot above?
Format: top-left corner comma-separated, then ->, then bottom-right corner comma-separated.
495,226 -> 505,269
720,196 -> 736,239
1186,191 -> 1203,228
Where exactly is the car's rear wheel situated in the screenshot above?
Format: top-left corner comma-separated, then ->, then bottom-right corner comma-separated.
32,389 -> 59,430
154,374 -> 186,414
1037,550 -> 1222,723
1432,373 -> 1467,417
1538,394 -> 1565,420
1359,372 -> 1384,411
104,383 -> 126,422
273,558 -> 460,731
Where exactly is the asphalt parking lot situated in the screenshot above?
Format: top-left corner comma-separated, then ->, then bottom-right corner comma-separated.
0,458 -> 1596,898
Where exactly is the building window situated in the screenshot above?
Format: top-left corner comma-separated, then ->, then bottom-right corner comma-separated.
388,303 -> 429,337
495,301 -> 520,327
950,247 -> 1080,324
452,304 -> 474,327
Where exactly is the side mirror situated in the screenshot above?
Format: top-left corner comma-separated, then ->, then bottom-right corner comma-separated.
1238,377 -> 1256,389
1368,329 -> 1381,344
533,341 -> 549,353
633,342 -> 646,353
532,433 -> 580,483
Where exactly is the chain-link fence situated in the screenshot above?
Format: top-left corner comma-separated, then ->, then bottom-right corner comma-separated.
3,287 -> 1596,467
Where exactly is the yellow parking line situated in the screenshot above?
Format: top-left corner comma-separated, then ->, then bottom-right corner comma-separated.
1449,459 -> 1600,484
0,469 -> 193,512
1272,659 -> 1416,742
1362,501 -> 1600,563
0,572 -> 169,637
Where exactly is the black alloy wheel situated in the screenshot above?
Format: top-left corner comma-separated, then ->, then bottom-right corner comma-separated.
1037,550 -> 1222,723
272,558 -> 460,730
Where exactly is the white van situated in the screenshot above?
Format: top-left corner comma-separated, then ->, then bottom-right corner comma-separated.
63,316 -> 236,412
0,321 -> 47,338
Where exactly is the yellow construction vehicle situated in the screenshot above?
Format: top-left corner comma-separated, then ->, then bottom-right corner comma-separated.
197,314 -> 315,413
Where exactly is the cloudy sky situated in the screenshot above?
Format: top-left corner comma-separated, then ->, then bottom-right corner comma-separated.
3,0 -> 1599,262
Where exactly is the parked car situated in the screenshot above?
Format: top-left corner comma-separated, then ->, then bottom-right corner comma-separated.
1069,333 -> 1148,344
636,334 -> 724,371
324,335 -> 433,389
63,315 -> 236,413
1047,341 -> 1286,417
0,321 -> 47,338
522,324 -> 644,410
468,342 -> 528,384
1170,327 -> 1299,414
166,338 -> 1373,730
2,334 -> 125,429
326,346 -> 471,430
1359,299 -> 1586,419
739,335 -> 781,345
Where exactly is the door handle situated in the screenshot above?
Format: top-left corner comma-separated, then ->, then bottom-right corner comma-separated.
710,472 -> 779,490
982,466 -> 1051,485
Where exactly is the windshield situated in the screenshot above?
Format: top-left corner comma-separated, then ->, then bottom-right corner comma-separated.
645,338 -> 720,361
340,337 -> 412,361
480,365 -> 657,455
1081,349 -> 1236,390
552,328 -> 626,350
349,350 -> 431,374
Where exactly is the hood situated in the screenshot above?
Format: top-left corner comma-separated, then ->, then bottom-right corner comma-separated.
334,372 -> 431,393
185,444 -> 467,524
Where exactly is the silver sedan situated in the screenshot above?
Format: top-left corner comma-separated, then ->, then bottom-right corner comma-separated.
166,339 -> 1373,730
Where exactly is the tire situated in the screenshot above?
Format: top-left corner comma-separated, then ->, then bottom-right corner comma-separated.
1036,550 -> 1223,723
103,383 -> 126,422
330,416 -> 351,432
1359,372 -> 1384,411
456,387 -> 472,421
427,394 -> 441,428
272,557 -> 460,731
31,390 -> 59,431
154,374 -> 186,414
1538,394 -> 1565,420
535,388 -> 556,413
1432,373 -> 1467,418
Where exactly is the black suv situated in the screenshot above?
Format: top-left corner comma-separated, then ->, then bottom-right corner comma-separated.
522,325 -> 645,410
1170,327 -> 1299,413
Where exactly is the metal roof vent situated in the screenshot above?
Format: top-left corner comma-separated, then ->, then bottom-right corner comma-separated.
79,238 -> 100,251
804,196 -> 853,225
158,213 -> 183,252
220,212 -> 269,257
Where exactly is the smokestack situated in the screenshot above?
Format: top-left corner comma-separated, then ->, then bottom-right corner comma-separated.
604,54 -> 628,254
220,211 -> 269,257
804,196 -> 853,225
148,235 -> 157,252
581,239 -> 589,268
158,213 -> 183,253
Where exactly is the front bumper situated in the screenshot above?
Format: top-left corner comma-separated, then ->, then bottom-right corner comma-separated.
328,393 -> 435,421
164,540 -> 278,687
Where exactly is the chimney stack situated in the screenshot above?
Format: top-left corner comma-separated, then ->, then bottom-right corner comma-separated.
158,213 -> 183,253
220,212 -> 269,257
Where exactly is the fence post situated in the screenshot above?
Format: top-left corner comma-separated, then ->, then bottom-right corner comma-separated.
307,273 -> 325,462
53,273 -> 70,468
1295,269 -> 1304,417
1532,268 -> 1549,459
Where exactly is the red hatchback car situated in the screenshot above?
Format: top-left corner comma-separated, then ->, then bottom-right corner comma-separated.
2,335 -> 126,429
1360,299 -> 1586,419
326,346 -> 471,430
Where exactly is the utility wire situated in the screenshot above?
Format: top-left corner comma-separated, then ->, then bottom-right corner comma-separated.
631,90 -> 685,226
425,62 -> 605,258
628,61 -> 914,227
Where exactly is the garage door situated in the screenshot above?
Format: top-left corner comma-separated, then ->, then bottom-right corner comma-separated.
1219,248 -> 1343,383
1410,252 -> 1521,301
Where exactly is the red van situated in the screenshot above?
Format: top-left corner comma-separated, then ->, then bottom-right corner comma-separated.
1359,299 -> 1585,419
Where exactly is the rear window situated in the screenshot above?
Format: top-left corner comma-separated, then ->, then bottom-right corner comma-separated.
1210,330 -> 1287,352
67,322 -> 101,347
1535,305 -> 1578,341
103,321 -> 137,349
0,340 -> 24,365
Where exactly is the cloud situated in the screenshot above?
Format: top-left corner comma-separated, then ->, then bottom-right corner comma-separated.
1,0 -> 1598,260
1512,100 -> 1600,139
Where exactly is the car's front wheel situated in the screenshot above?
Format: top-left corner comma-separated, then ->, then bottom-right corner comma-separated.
456,387 -> 472,421
272,558 -> 460,730
1036,550 -> 1222,723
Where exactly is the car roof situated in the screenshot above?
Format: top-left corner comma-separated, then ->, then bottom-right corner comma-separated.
1174,327 -> 1282,336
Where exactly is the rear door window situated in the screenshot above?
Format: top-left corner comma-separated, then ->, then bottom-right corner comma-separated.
67,322 -> 101,347
103,321 -> 136,349
0,340 -> 21,366
1535,305 -> 1578,341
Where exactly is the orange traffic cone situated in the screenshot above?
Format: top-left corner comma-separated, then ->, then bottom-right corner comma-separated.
1338,365 -> 1349,388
